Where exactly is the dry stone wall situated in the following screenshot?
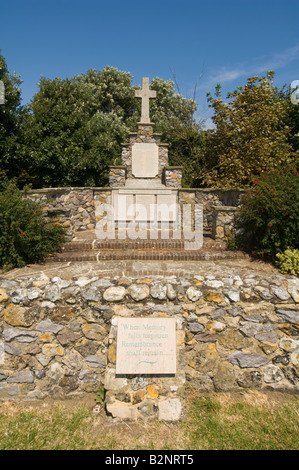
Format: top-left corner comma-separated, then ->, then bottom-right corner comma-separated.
24,187 -> 244,240
0,268 -> 298,415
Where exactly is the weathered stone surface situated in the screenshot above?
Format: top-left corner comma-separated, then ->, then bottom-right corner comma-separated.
44,285 -> 61,302
127,284 -> 150,301
42,343 -> 64,357
36,319 -> 64,334
188,322 -> 204,334
7,370 -> 34,384
57,330 -> 82,346
239,321 -> 263,337
0,289 -> 9,302
138,399 -> 155,417
218,329 -> 250,350
263,365 -> 284,383
223,288 -> 240,303
4,304 -> 35,327
213,362 -> 236,391
85,355 -> 105,369
9,289 -> 28,304
288,280 -> 299,303
206,293 -> 224,303
103,286 -> 126,302
158,398 -> 182,422
254,286 -> 273,301
104,368 -> 128,391
271,286 -> 290,301
150,284 -> 167,300
255,331 -> 278,343
50,306 -> 76,323
206,320 -> 225,333
147,384 -> 159,399
81,323 -> 106,340
290,349 -> 299,366
228,352 -> 270,368
279,337 -> 299,352
276,309 -> 299,324
186,287 -> 202,302
166,284 -> 176,300
237,370 -> 262,389
81,287 -> 100,302
106,401 -> 138,420
27,288 -> 42,300
3,328 -> 38,343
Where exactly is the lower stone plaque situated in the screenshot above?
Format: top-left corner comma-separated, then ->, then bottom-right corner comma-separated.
116,317 -> 176,375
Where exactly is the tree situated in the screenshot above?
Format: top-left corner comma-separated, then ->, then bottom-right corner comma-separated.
0,50 -> 24,183
16,68 -> 198,188
17,68 -> 135,187
276,83 -> 299,155
150,77 -> 199,187
202,72 -> 296,188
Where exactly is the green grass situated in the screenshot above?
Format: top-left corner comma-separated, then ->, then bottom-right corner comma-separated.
0,392 -> 298,450
185,395 -> 299,450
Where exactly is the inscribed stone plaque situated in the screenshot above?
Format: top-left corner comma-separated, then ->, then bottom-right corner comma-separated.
157,194 -> 177,222
113,193 -> 134,221
116,317 -> 176,375
132,143 -> 159,178
135,194 -> 155,221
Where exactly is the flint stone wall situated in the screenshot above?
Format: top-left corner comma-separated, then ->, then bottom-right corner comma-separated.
24,187 -> 244,240
0,270 -> 298,413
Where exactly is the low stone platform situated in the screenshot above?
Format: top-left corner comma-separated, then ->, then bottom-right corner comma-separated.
47,231 -> 247,262
0,257 -> 298,415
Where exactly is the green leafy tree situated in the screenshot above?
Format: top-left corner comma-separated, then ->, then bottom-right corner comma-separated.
148,77 -> 200,187
276,83 -> 299,155
17,67 -> 135,187
203,72 -> 296,188
0,50 -> 24,181
16,69 -> 198,188
0,181 -> 65,270
236,166 -> 299,261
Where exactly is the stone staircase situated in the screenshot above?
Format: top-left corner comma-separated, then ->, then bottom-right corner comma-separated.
47,230 -> 247,262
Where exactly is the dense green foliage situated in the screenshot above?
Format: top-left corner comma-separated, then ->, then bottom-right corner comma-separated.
0,50 -> 298,190
276,248 -> 299,276
202,73 -> 297,188
0,181 -> 65,269
9,66 -> 196,188
0,50 -> 25,183
235,167 -> 299,261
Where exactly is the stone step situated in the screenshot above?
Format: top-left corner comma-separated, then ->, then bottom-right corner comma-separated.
47,249 -> 247,262
60,234 -> 227,252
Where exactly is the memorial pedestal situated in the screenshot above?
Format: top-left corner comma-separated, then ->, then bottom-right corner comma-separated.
105,316 -> 186,422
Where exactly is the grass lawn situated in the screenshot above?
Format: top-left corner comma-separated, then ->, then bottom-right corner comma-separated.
0,390 -> 298,450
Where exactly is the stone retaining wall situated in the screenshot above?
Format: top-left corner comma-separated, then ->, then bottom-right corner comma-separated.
25,187 -> 244,239
0,269 -> 298,416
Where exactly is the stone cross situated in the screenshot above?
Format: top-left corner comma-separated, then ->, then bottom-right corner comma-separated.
135,77 -> 156,124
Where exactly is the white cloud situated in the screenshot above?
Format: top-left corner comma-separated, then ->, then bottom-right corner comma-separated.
255,44 -> 299,74
200,43 -> 299,89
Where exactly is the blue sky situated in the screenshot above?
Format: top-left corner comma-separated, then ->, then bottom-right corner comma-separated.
1,0 -> 299,127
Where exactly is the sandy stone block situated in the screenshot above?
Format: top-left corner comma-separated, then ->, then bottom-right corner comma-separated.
158,398 -> 182,421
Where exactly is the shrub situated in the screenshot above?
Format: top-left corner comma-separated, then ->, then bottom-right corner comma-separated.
235,167 -> 299,261
276,249 -> 299,276
0,181 -> 65,270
